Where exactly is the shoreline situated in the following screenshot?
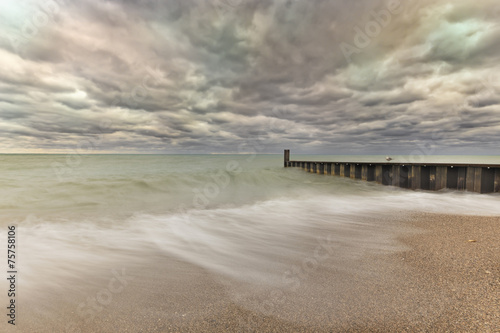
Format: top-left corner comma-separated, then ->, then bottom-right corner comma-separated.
13,213 -> 500,332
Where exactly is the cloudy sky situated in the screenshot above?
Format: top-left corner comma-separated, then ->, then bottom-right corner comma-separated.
1,0 -> 499,154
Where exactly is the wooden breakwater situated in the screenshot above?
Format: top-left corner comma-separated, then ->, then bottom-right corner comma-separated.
284,150 -> 500,194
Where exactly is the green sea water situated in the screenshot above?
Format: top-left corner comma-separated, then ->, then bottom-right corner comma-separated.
0,154 -> 499,327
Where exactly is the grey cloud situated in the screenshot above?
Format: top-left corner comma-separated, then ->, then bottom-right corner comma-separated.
0,0 -> 499,154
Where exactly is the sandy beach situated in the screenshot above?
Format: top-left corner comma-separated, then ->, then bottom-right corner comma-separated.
391,213 -> 500,332
15,212 -> 498,332
3,0 -> 500,331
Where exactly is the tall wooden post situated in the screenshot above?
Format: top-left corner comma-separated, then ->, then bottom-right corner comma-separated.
457,167 -> 466,190
435,166 -> 447,190
375,165 -> 383,184
466,167 -> 476,192
334,164 -> 340,176
318,163 -> 325,174
350,164 -> 356,179
392,165 -> 401,187
362,165 -> 368,181
284,149 -> 290,167
495,168 -> 500,192
410,166 -> 421,190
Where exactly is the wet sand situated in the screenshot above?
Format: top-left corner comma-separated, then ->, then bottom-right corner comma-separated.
15,213 -> 500,332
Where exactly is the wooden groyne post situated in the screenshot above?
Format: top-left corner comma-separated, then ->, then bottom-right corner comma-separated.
284,150 -> 500,194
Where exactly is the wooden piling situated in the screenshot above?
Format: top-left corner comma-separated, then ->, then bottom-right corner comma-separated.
284,150 -> 500,194
362,165 -> 368,181
494,168 -> 500,192
429,166 -> 436,190
447,167 -> 458,190
318,163 -> 325,175
334,164 -> 340,176
474,168 -> 483,193
400,166 -> 410,188
375,165 -> 383,184
384,166 -> 392,185
480,168 -> 495,193
354,164 -> 362,179
367,165 -> 375,181
374,166 -> 380,183
392,166 -> 401,187
410,166 -> 420,190
344,164 -> 351,178
457,167 -> 467,190
350,164 -> 356,179
466,167 -> 476,192
435,166 -> 447,191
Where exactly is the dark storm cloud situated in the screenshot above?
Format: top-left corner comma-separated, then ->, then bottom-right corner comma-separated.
0,0 -> 499,153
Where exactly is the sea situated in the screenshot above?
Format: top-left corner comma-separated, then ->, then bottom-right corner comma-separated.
0,154 -> 499,330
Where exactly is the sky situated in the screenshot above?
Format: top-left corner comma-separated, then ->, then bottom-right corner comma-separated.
0,0 -> 499,154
